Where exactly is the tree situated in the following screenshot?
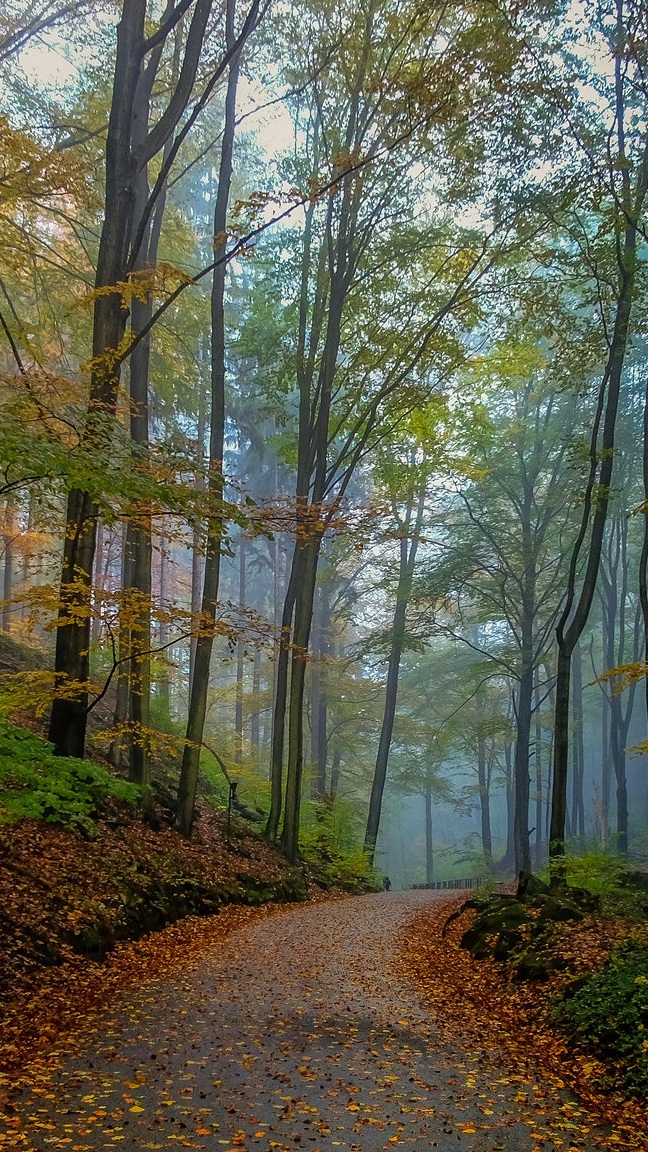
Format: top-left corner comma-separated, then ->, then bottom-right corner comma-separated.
47,0 -> 260,759
549,0 -> 648,868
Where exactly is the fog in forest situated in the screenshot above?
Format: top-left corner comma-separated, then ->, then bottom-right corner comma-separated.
1,0 -> 648,888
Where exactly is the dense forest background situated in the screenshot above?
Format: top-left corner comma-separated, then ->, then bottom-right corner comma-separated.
2,0 -> 648,887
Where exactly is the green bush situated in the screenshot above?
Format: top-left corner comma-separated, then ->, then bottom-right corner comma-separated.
540,851 -> 648,919
0,719 -> 140,835
299,811 -> 383,892
551,938 -> 648,1096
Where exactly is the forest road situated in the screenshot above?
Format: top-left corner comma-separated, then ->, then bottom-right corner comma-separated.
3,889 -> 615,1151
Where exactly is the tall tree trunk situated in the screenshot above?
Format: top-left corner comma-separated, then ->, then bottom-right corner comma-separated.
156,520 -> 171,725
364,488 -> 425,865
235,535 -> 245,763
280,537 -> 321,860
125,42 -> 178,788
477,730 -> 492,863
265,188 -> 324,847
48,0 -> 148,758
47,0 -> 217,758
425,764 -> 434,884
108,525 -> 131,768
309,583 -> 329,799
329,749 -> 340,800
637,401 -> 648,838
534,671 -> 543,864
190,385 -> 207,693
176,2 -> 240,835
250,645 -> 261,747
91,520 -> 104,646
504,735 -> 515,868
514,663 -> 534,874
549,18 -> 646,867
571,642 -> 585,842
2,494 -> 15,633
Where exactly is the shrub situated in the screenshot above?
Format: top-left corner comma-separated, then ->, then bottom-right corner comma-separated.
299,819 -> 383,891
551,938 -> 648,1096
0,718 -> 140,835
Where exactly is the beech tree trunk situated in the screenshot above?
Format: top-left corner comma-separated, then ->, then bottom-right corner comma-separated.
477,730 -> 492,863
48,0 -> 214,758
571,642 -> 585,842
425,764 -> 434,884
235,536 -> 246,764
364,487 -> 425,865
637,394 -> 648,833
550,16 -> 647,868
176,1 -> 240,835
2,494 -> 15,633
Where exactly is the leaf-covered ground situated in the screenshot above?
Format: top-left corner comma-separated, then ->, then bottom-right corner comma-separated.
0,890 -> 631,1152
400,896 -> 648,1150
0,805 -> 309,1074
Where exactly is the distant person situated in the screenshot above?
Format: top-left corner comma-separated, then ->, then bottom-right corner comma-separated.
382,875 -> 391,891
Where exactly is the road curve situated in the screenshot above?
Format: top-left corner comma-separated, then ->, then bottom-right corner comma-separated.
2,890 -> 613,1151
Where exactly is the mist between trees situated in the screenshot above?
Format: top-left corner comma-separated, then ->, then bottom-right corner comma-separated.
1,0 -> 648,884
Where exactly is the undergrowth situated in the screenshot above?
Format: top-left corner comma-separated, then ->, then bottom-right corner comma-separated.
300,821 -> 383,891
552,937 -> 648,1096
0,718 -> 140,835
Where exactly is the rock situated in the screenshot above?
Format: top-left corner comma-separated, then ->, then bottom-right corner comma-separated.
515,949 -> 554,981
536,896 -> 583,925
460,897 -> 532,961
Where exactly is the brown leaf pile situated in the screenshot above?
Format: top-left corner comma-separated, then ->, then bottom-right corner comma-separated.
399,896 -> 648,1150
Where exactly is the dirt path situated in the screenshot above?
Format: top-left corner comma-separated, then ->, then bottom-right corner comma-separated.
1,891 -> 615,1151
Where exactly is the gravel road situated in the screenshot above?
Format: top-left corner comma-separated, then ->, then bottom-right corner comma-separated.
1,890 -> 615,1151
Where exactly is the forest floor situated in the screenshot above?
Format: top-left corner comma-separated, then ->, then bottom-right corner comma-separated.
0,804 -> 315,1077
1,889 -> 644,1152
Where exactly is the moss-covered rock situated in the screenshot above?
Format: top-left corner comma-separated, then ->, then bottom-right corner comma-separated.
459,872 -> 601,979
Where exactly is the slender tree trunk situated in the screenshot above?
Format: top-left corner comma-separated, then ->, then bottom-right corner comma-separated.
504,737 -> 515,868
640,367 -> 648,732
514,664 -> 534,874
364,488 -> 425,864
47,0 -> 217,758
127,15 -> 186,785
108,525 -> 131,768
190,386 -> 207,693
157,521 -> 171,724
534,672 -> 543,864
2,494 -> 15,634
250,645 -> 261,747
176,4 -> 240,835
92,520 -> 104,645
477,731 -> 492,863
329,749 -> 340,800
280,537 -> 321,860
48,0 -> 147,757
550,27 -> 646,867
265,552 -> 298,841
235,535 -> 245,763
425,764 -> 434,884
571,642 -> 585,841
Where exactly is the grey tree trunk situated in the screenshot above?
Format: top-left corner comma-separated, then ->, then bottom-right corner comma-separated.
176,0 -> 240,835
477,731 -> 492,863
2,494 -> 15,633
550,21 -> 647,867
48,0 -> 214,758
364,487 -> 425,865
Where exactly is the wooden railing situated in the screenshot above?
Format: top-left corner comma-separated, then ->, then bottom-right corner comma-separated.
412,877 -> 482,891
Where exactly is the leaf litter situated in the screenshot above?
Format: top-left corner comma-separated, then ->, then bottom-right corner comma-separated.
0,890 -> 635,1152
